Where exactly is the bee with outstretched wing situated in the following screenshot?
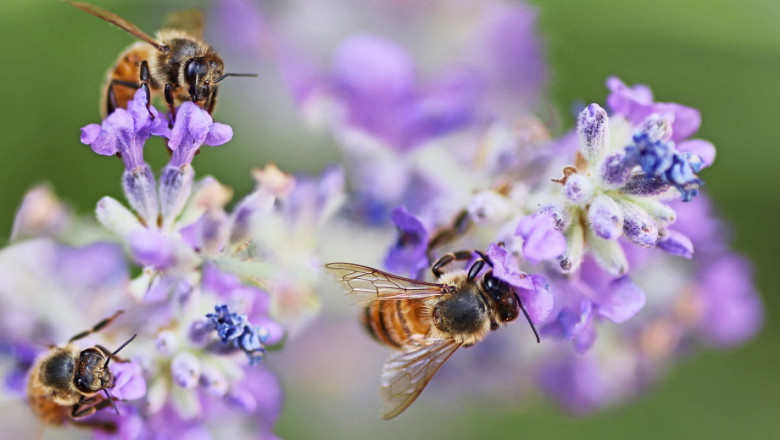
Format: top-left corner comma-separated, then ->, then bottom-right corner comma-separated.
326,249 -> 540,419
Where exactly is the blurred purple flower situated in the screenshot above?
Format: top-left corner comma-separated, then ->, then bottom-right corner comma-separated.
384,206 -> 430,278
325,34 -> 479,152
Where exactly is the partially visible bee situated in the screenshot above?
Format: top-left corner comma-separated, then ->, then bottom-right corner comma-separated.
326,249 -> 540,419
26,310 -> 137,431
65,1 -> 256,119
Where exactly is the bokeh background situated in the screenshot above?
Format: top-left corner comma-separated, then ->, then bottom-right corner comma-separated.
1,0 -> 778,439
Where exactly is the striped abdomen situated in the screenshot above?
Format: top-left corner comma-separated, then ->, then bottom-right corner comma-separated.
361,299 -> 433,349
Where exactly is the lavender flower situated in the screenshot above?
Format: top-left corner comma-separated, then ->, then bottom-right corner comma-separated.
384,206 -> 430,278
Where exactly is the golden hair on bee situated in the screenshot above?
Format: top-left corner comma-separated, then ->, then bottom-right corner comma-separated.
64,1 -> 257,119
26,310 -> 137,432
326,249 -> 540,419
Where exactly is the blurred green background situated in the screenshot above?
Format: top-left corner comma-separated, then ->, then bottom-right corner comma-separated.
1,0 -> 777,439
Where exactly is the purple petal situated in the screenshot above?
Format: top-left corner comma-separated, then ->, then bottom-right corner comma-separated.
80,124 -> 101,145
109,361 -> 147,401
653,102 -> 701,142
205,122 -> 233,146
486,243 -> 535,290
384,206 -> 429,277
594,277 -> 646,323
558,300 -> 593,340
678,139 -> 716,168
515,213 -> 567,263
516,274 -> 553,324
606,76 -> 653,116
657,229 -> 694,259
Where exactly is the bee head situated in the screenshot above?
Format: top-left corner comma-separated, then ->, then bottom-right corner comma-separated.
75,348 -> 111,393
183,57 -> 224,104
482,271 -> 520,323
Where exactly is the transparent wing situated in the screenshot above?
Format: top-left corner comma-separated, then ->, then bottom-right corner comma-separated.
64,1 -> 166,51
379,340 -> 461,419
162,9 -> 204,36
325,263 -> 446,305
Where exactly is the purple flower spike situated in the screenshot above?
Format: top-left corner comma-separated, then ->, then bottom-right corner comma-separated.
384,206 -> 430,278
167,102 -> 233,167
515,213 -> 567,263
109,361 -> 147,401
486,244 -> 553,324
80,89 -> 166,171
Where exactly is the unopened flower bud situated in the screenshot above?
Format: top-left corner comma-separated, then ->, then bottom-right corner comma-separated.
577,103 -> 609,163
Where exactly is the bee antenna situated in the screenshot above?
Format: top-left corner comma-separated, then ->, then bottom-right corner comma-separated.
103,333 -> 137,369
102,386 -> 120,415
516,296 -> 541,343
215,72 -> 258,84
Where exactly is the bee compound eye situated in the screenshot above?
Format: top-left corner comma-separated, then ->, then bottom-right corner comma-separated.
185,60 -> 201,84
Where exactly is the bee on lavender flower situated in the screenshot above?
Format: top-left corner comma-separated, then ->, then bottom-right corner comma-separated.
326,250 -> 540,419
65,1 -> 256,118
26,310 -> 136,431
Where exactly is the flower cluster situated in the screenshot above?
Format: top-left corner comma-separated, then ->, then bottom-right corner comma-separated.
0,84 -> 346,437
0,0 -> 765,437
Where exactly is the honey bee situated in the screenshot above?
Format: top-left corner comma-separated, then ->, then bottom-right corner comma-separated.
26,310 -> 137,431
65,1 -> 256,118
326,249 -> 540,419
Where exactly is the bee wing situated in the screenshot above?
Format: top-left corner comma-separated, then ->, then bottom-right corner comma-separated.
379,340 -> 462,419
64,1 -> 167,52
163,9 -> 205,36
325,263 -> 446,305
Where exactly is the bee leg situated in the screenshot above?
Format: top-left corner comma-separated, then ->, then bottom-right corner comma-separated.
139,60 -> 154,119
68,310 -> 125,343
71,395 -> 111,419
105,79 -> 141,115
206,85 -> 219,114
164,83 -> 176,128
425,210 -> 473,264
431,250 -> 475,278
